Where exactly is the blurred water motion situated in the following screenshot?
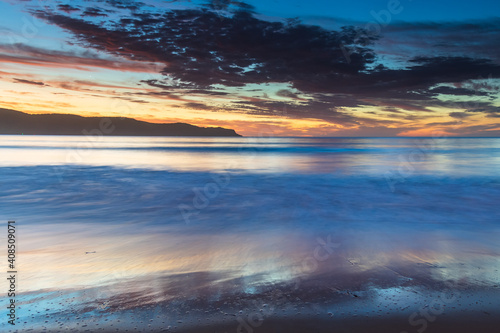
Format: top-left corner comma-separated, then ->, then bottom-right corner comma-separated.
1,136 -> 499,175
0,136 -> 499,331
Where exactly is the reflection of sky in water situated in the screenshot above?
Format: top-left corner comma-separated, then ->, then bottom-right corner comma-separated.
0,136 -> 499,325
10,218 -> 500,296
0,136 -> 499,175
16,223 -> 303,292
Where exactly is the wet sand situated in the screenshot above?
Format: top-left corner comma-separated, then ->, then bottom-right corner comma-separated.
9,267 -> 500,332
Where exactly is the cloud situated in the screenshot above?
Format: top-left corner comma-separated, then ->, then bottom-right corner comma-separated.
183,102 -> 216,110
445,124 -> 500,136
102,0 -> 145,11
81,7 -> 109,17
275,89 -> 304,100
378,19 -> 500,64
449,112 -> 472,119
466,104 -> 500,117
13,78 -> 45,86
34,7 -> 378,88
15,0 -> 500,135
430,86 -> 488,96
57,4 -> 79,13
32,3 -> 500,95
47,7 -> 500,108
0,43 -> 161,72
186,89 -> 229,96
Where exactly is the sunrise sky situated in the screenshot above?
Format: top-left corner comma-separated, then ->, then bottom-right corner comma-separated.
1,0 -> 499,136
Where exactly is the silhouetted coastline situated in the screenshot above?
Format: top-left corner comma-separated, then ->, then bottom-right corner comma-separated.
0,108 -> 241,137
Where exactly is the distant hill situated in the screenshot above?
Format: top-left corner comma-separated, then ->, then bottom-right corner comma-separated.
0,108 -> 241,137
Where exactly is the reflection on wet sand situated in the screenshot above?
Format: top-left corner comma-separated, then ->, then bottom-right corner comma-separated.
14,219 -> 500,332
19,221 -> 500,292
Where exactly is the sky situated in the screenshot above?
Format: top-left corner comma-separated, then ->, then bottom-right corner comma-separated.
0,0 -> 499,136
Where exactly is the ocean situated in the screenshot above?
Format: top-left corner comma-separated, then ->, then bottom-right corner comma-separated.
1,135 -> 499,332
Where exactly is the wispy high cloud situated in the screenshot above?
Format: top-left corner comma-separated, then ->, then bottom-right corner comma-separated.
0,43 -> 162,72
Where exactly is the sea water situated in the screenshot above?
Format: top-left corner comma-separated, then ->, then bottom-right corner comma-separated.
1,136 -> 499,331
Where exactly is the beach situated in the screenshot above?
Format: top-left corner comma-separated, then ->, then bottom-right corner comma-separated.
1,136 -> 499,332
